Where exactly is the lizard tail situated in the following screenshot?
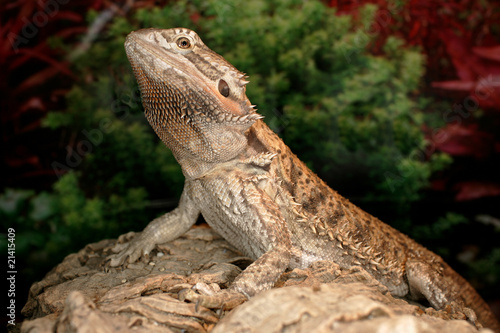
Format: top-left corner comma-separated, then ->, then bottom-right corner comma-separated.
407,260 -> 500,332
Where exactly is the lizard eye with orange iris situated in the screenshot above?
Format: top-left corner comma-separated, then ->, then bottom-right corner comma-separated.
176,37 -> 191,49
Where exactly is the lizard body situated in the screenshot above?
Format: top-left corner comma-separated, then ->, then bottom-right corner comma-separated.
110,27 -> 499,331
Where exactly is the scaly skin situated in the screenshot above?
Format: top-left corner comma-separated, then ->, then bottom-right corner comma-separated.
107,27 -> 499,331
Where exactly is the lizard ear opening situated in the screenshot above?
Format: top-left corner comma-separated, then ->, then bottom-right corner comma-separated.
218,79 -> 230,97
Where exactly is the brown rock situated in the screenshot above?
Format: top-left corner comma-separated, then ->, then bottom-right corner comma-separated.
20,227 -> 490,333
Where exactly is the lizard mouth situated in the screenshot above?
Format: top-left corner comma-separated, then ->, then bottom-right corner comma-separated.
125,31 -> 193,83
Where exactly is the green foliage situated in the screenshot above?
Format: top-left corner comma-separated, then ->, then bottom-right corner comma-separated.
3,0 -> 460,282
0,178 -> 149,279
468,247 -> 500,286
412,212 -> 468,256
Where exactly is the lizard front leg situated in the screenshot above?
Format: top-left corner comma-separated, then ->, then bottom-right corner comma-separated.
180,177 -> 293,309
181,244 -> 291,309
106,185 -> 200,268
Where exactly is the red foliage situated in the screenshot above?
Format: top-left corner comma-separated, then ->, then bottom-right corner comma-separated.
0,0 -> 146,189
1,0 -> 96,188
432,32 -> 500,111
330,0 -> 500,202
455,181 -> 500,202
0,0 -> 179,190
434,124 -> 495,159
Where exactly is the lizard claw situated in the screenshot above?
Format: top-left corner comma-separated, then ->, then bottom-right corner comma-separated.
179,284 -> 247,310
104,231 -> 155,269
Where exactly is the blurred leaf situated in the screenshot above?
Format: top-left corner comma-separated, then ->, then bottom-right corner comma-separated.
455,182 -> 500,201
0,189 -> 34,216
434,124 -> 494,158
30,192 -> 56,221
473,46 -> 500,62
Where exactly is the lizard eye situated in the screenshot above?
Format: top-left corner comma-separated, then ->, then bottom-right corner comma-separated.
176,37 -> 191,49
218,79 -> 230,97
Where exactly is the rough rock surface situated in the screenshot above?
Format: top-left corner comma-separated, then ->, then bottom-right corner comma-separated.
20,227 -> 491,333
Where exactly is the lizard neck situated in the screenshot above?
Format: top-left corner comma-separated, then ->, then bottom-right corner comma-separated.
176,120 -> 272,180
176,156 -> 231,180
143,109 -> 249,180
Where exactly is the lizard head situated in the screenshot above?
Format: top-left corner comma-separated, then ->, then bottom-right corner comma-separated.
125,28 -> 261,177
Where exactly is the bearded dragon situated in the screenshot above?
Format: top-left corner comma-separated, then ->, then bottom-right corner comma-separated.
108,27 -> 500,331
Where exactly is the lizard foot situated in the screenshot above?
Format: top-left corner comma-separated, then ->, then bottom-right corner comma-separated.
179,283 -> 247,311
104,231 -> 155,270
447,302 -> 480,329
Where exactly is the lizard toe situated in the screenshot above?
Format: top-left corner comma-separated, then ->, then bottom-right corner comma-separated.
104,233 -> 155,269
179,287 -> 247,310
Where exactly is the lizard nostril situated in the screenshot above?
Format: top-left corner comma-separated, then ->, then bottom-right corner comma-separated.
218,79 -> 230,97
